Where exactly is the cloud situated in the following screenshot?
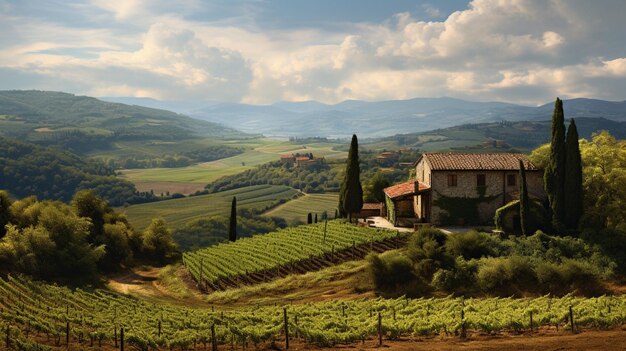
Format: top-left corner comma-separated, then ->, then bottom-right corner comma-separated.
1,0 -> 626,104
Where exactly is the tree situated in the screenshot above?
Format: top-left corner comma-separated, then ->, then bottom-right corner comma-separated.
228,197 -> 237,242
519,160 -> 529,236
307,212 -> 313,224
0,190 -> 11,238
341,134 -> 364,222
314,213 -> 318,223
71,190 -> 108,243
544,98 -> 566,231
365,173 -> 390,203
142,218 -> 178,262
579,131 -> 626,231
564,119 -> 583,231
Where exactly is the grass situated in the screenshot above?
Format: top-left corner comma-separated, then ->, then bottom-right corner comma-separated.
264,193 -> 339,223
204,260 -> 371,306
117,139 -> 346,195
123,185 -> 300,230
157,264 -> 193,299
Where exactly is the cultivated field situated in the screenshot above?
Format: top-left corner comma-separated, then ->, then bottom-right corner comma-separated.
123,185 -> 300,230
3,274 -> 625,350
118,140 -> 346,195
264,193 -> 339,223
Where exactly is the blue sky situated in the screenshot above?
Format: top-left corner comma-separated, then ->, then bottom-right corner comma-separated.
1,0 -> 625,104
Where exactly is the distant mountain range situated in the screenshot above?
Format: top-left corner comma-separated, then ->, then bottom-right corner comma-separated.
102,96 -> 626,139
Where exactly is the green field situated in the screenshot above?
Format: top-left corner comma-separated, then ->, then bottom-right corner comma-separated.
118,139 -> 346,195
123,185 -> 300,230
264,193 -> 339,223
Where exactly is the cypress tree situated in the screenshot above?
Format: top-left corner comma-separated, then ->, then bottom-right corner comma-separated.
341,134 -> 364,222
564,119 -> 583,230
314,213 -> 318,223
519,160 -> 529,236
228,197 -> 237,242
0,190 -> 11,238
307,213 -> 312,224
544,98 -> 566,231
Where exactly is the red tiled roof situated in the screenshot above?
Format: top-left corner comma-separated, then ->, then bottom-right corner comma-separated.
384,181 -> 430,199
362,203 -> 383,210
295,157 -> 310,161
420,152 -> 539,171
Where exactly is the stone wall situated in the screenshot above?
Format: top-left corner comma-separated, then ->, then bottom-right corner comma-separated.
429,170 -> 545,225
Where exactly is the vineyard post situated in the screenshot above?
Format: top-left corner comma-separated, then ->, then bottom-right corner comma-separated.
529,311 -> 533,333
294,315 -> 298,339
283,307 -> 289,349
460,308 -> 466,339
352,240 -> 356,260
377,312 -> 382,346
66,321 -> 70,347
114,325 -> 118,348
323,219 -> 327,243
120,326 -> 124,351
158,320 -> 161,337
211,324 -> 217,351
569,306 -> 575,333
5,324 -> 9,349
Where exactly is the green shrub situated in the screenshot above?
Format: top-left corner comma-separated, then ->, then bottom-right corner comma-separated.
407,227 -> 453,276
445,231 -> 501,259
535,259 -> 602,295
477,256 -> 536,295
431,258 -> 478,294
367,252 -> 429,297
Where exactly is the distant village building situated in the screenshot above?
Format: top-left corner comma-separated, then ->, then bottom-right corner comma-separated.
480,139 -> 510,149
384,152 -> 545,227
280,153 -> 325,168
375,151 -> 399,166
280,154 -> 295,164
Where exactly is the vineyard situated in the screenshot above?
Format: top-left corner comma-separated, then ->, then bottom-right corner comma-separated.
1,274 -> 625,350
182,221 -> 406,291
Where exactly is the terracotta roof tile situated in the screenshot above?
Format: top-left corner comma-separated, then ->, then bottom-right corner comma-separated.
362,203 -> 383,210
421,152 -> 539,171
384,181 -> 430,199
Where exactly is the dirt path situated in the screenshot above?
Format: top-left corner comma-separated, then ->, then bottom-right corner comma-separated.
273,328 -> 626,351
107,266 -> 208,306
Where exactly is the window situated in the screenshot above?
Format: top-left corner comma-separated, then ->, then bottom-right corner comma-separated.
477,174 -> 486,187
507,174 -> 517,187
447,174 -> 457,187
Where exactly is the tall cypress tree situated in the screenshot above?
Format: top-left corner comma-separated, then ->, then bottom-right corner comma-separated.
519,160 -> 529,236
544,97 -> 566,231
341,134 -> 363,222
307,212 -> 312,224
0,190 -> 11,238
564,119 -> 583,230
228,197 -> 237,242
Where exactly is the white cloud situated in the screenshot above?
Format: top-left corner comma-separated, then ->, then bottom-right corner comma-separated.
1,0 -> 626,104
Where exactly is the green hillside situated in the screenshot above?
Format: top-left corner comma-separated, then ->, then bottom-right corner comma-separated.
123,185 -> 300,230
264,193 -> 339,223
367,117 -> 626,152
0,136 -> 151,206
0,90 -> 249,155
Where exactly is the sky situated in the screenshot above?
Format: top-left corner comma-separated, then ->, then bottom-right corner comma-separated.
1,0 -> 626,105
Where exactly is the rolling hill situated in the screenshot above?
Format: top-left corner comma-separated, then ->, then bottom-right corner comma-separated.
365,117 -> 626,152
0,90 -> 248,153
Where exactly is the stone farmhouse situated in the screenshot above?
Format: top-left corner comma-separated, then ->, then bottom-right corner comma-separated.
279,153 -> 325,168
383,152 -> 546,227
